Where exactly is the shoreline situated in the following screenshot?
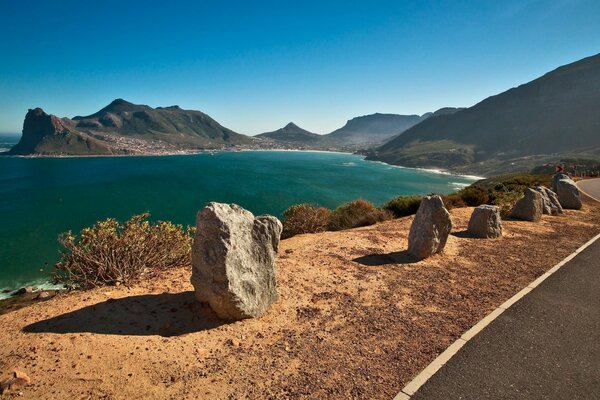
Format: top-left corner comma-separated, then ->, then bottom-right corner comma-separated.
2,146 -> 486,179
0,148 -> 482,297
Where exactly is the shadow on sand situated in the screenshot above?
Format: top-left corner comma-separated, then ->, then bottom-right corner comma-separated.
352,250 -> 416,266
23,291 -> 228,337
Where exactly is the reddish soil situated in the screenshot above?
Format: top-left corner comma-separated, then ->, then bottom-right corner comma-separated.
1,199 -> 599,399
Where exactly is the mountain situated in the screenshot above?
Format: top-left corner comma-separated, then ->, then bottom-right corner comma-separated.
419,107 -> 466,120
369,54 -> 600,175
8,108 -> 117,155
8,99 -> 254,155
322,113 -> 425,145
256,122 -> 322,144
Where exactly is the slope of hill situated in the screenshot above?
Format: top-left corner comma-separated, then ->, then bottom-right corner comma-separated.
322,113 -> 425,145
256,122 -> 322,144
7,99 -> 254,156
369,54 -> 600,175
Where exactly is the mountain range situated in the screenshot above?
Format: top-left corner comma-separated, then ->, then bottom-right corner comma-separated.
368,53 -> 600,174
5,53 -> 600,175
255,108 -> 464,148
7,99 -> 253,156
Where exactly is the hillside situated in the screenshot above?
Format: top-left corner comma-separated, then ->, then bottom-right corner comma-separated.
256,122 -> 322,144
7,99 -> 254,156
369,54 -> 600,175
1,202 -> 599,398
322,113 -> 425,145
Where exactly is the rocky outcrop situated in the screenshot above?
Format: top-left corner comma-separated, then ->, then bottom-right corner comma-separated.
407,195 -> 452,260
511,188 -> 543,222
556,178 -> 582,210
534,186 -> 563,215
191,202 -> 282,320
467,205 -> 503,238
7,108 -> 115,156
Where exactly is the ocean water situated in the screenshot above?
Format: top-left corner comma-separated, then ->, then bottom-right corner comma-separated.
0,141 -> 478,293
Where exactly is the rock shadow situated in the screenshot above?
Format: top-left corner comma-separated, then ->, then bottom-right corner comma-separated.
23,291 -> 228,337
452,230 -> 473,238
352,250 -> 416,266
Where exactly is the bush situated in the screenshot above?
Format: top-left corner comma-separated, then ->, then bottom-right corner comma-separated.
383,195 -> 422,217
53,213 -> 194,289
440,193 -> 466,210
490,190 -> 523,217
328,199 -> 392,231
281,203 -> 332,239
458,186 -> 490,206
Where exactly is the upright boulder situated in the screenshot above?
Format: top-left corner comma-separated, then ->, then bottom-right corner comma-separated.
191,202 -> 282,320
408,195 -> 452,260
552,173 -> 570,192
556,179 -> 582,210
511,188 -> 543,222
534,186 -> 563,215
467,205 -> 503,238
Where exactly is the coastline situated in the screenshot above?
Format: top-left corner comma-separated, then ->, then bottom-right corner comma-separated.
3,146 -> 486,179
2,201 -> 598,398
0,147 -> 482,298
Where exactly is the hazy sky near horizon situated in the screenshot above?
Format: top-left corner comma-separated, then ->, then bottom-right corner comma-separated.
1,0 -> 599,135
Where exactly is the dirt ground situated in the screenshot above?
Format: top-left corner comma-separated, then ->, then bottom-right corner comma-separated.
1,198 -> 599,400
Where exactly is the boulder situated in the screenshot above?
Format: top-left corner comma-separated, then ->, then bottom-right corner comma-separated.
534,186 -> 563,215
191,202 -> 282,320
13,287 -> 34,296
556,179 -> 582,210
407,195 -> 453,260
552,173 -> 570,192
511,188 -> 543,222
533,187 -> 552,215
467,205 -> 503,238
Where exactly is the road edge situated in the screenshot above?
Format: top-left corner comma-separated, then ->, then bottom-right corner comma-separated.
393,185 -> 600,399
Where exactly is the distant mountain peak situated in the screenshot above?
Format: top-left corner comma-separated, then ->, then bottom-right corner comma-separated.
256,122 -> 321,143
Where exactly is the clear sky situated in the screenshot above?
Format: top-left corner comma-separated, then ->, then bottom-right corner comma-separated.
0,0 -> 599,135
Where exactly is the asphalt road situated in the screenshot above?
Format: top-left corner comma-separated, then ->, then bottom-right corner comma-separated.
578,178 -> 600,201
410,179 -> 600,400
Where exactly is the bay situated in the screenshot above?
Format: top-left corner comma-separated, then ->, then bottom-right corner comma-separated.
0,149 -> 477,292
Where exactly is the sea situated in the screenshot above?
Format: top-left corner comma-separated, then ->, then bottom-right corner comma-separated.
0,134 -> 479,296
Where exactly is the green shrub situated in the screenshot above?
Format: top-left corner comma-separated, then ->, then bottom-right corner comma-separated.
328,199 -> 393,231
53,213 -> 194,289
458,186 -> 490,206
440,193 -> 467,210
383,195 -> 422,217
281,203 -> 332,239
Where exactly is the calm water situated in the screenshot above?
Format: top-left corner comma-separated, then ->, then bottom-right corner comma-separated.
0,139 -> 477,292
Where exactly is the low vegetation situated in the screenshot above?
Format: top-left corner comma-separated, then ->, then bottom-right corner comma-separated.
281,172 -> 555,238
53,213 -> 194,289
328,199 -> 393,231
383,195 -> 422,217
281,204 -> 332,239
52,172 -> 556,288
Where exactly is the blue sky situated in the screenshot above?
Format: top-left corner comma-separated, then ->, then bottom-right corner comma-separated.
0,0 -> 599,135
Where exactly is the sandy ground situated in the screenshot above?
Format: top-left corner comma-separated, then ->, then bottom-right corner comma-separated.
1,199 -> 599,400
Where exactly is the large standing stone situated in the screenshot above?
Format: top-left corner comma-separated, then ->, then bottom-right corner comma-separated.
191,202 -> 282,320
534,186 -> 563,215
511,188 -> 543,222
408,195 -> 453,260
556,179 -> 582,210
552,173 -> 570,192
533,187 -> 552,215
467,205 -> 503,238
